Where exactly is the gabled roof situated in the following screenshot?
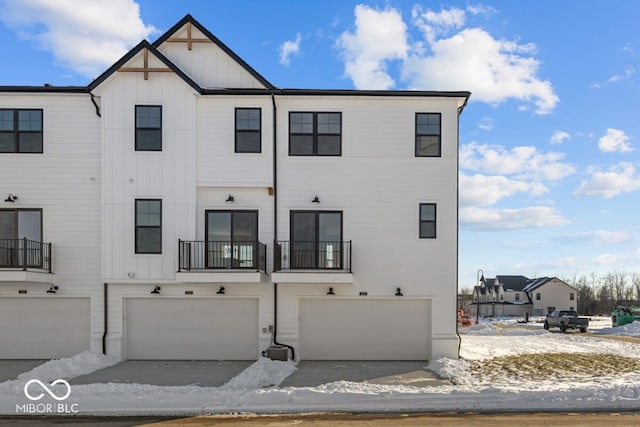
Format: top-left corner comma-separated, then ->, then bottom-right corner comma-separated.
88,40 -> 201,92
523,277 -> 576,293
153,14 -> 275,90
496,275 -> 530,292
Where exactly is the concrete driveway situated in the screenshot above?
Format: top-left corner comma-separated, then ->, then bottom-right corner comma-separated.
70,360 -> 254,387
0,360 -> 45,382
281,361 -> 448,387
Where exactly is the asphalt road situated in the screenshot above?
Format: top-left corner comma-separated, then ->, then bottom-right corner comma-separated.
2,412 -> 640,426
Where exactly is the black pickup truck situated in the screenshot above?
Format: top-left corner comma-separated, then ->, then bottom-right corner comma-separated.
543,310 -> 589,333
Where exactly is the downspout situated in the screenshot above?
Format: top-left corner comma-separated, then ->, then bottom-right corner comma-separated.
270,92 -> 295,360
89,92 -> 102,117
456,96 -> 469,358
102,283 -> 108,355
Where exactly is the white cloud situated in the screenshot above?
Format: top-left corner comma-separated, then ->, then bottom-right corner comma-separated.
279,33 -> 302,66
574,162 -> 640,198
336,5 -> 408,89
460,206 -> 569,230
582,230 -> 634,244
460,142 -> 575,181
591,66 -> 635,88
477,116 -> 494,131
460,173 -> 545,208
598,128 -> 633,153
0,0 -> 157,78
337,5 -> 558,113
550,130 -> 571,145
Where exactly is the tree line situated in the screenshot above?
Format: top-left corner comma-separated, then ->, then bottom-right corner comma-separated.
563,272 -> 640,315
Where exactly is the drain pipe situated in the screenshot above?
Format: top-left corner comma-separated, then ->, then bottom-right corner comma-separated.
269,92 -> 295,361
102,282 -> 108,355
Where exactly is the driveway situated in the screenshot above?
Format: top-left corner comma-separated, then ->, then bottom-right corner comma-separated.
0,360 -> 45,382
70,360 -> 254,387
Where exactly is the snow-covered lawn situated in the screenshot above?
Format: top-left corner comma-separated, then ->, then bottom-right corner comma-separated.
1,319 -> 639,416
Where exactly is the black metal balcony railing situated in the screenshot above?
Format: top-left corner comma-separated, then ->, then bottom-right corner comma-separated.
274,240 -> 352,272
178,240 -> 266,272
0,238 -> 52,273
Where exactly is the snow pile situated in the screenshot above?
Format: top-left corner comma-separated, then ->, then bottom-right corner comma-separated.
222,358 -> 297,389
593,320 -> 640,337
462,322 -> 548,336
16,351 -> 119,383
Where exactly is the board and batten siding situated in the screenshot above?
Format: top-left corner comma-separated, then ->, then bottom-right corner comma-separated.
273,95 -> 463,359
96,70 -> 198,282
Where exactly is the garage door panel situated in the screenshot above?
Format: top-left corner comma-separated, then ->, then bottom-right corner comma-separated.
0,297 -> 90,359
125,298 -> 258,360
299,299 -> 430,360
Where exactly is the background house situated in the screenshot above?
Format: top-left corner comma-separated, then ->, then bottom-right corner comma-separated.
472,275 -> 578,319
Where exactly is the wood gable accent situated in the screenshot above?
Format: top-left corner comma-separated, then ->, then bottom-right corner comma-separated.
117,48 -> 173,80
165,21 -> 213,50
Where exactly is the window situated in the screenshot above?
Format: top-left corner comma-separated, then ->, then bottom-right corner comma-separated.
289,112 -> 341,156
135,199 -> 162,254
415,113 -> 441,157
235,108 -> 261,153
0,109 -> 43,153
0,208 -> 42,267
536,292 -> 541,301
570,292 -> 575,301
290,211 -> 342,268
419,203 -> 436,238
515,293 -> 520,301
205,210 -> 258,268
135,106 -> 162,151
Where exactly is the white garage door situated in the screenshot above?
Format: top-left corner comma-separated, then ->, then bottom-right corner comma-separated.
299,299 -> 431,360
125,298 -> 259,360
0,297 -> 90,359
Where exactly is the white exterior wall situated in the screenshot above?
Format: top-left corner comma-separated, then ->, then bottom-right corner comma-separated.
0,93 -> 102,352
533,279 -> 577,314
274,95 -> 462,359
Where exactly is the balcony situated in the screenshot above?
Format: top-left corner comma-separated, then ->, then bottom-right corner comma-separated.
0,238 -> 55,284
176,240 -> 267,283
271,240 -> 354,284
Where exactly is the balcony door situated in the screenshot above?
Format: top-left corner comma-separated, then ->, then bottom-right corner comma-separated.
0,209 -> 42,267
205,210 -> 258,268
291,211 -> 342,269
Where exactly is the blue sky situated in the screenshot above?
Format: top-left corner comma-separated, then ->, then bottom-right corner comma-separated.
1,0 -> 639,288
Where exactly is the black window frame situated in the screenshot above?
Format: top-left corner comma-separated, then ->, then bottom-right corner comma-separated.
536,292 -> 541,301
419,203 -> 437,239
205,209 -> 259,242
135,105 -> 162,152
289,111 -> 342,156
570,292 -> 575,301
290,210 -> 343,269
234,108 -> 262,153
415,112 -> 441,157
0,109 -> 43,153
135,199 -> 162,254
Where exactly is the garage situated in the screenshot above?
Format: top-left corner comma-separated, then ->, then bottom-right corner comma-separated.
125,297 -> 259,360
298,298 -> 431,360
0,297 -> 90,359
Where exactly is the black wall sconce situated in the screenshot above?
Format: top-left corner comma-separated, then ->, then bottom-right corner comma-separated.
395,287 -> 403,296
4,194 -> 17,203
150,285 -> 161,294
225,194 -> 235,202
216,286 -> 226,295
327,287 -> 335,295
311,195 -> 320,203
46,285 -> 58,294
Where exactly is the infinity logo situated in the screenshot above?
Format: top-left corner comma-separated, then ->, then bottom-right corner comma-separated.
23,379 -> 71,401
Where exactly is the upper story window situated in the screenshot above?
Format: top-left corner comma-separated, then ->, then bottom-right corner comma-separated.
135,105 -> 162,151
515,293 -> 520,301
536,292 -> 541,300
419,203 -> 436,238
290,210 -> 343,269
570,292 -> 575,301
0,109 -> 43,153
235,108 -> 261,153
0,208 -> 43,268
415,113 -> 441,157
135,199 -> 162,254
289,112 -> 341,156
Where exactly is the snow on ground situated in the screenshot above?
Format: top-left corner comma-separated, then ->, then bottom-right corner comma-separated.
1,319 -> 639,415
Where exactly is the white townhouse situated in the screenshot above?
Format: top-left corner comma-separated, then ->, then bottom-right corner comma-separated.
0,15 -> 469,362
